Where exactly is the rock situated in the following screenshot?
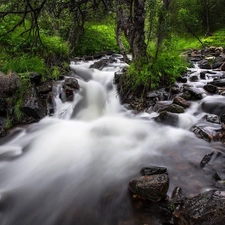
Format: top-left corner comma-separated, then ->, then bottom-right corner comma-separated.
173,96 -> 190,108
206,114 -> 221,124
173,190 -> 225,225
184,87 -> 204,100
129,174 -> 170,202
154,111 -> 179,127
63,78 -> 80,101
0,126 -> 7,138
29,72 -> 42,85
0,71 -> 21,98
20,87 -> 47,119
176,76 -> 187,83
140,166 -> 168,176
201,97 -> 225,116
0,99 -> 7,116
37,80 -> 53,94
200,71 -> 207,79
191,126 -> 214,142
208,79 -> 225,87
114,71 -> 123,84
164,104 -> 185,114
200,151 -> 214,168
221,62 -> 225,71
204,84 -> 219,94
189,75 -> 198,82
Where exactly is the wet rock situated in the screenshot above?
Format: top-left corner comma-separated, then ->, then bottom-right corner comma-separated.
180,91 -> 192,101
200,71 -> 207,79
201,97 -> 225,116
140,166 -> 168,176
206,114 -> 221,124
0,126 -> 7,137
154,111 -> 179,127
221,114 -> 225,123
90,59 -> 112,70
114,71 -> 123,84
0,71 -> 21,98
173,190 -> 225,225
129,173 -> 169,202
189,75 -> 198,82
63,78 -> 80,101
29,72 -> 42,85
204,84 -> 219,94
20,87 -> 47,120
191,126 -> 214,142
176,76 -> 187,83
173,96 -> 190,108
37,80 -> 53,94
200,151 -> 215,168
164,104 -> 185,114
221,62 -> 225,71
184,87 -> 204,100
208,79 -> 225,87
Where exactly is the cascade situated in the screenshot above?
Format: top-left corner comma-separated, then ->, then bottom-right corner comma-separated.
0,56 -> 222,225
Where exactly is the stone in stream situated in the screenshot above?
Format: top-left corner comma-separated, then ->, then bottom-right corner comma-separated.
154,111 -> 179,127
173,190 -> 225,225
62,77 -> 80,101
201,97 -> 225,116
140,166 -> 168,176
204,84 -> 219,94
173,96 -> 190,109
129,173 -> 170,202
208,79 -> 225,87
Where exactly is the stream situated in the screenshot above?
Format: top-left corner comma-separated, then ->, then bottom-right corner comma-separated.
0,55 -> 224,225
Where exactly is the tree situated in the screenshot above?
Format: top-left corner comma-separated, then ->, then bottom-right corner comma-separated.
116,0 -> 148,63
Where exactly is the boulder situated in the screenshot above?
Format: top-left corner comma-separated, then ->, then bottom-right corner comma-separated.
63,78 -> 80,101
0,71 -> 21,98
20,87 -> 47,119
164,104 -> 185,114
154,111 -> 179,127
173,190 -> 225,225
183,87 -> 204,100
173,96 -> 190,108
201,97 -> 225,116
208,79 -> 225,87
0,126 -> 7,138
129,173 -> 169,202
204,84 -> 219,94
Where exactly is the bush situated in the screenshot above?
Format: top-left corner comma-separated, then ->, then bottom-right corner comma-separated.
74,23 -> 129,56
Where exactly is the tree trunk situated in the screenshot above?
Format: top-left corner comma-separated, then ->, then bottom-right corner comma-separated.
116,0 -> 147,63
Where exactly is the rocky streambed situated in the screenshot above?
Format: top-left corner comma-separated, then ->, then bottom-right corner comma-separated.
1,47 -> 225,225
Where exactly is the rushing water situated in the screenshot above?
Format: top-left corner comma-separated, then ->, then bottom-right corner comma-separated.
0,57 -> 224,225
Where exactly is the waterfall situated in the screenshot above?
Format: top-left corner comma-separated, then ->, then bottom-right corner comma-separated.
0,56 -> 218,225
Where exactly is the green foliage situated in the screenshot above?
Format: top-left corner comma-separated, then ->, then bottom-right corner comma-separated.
202,29 -> 225,47
14,98 -> 23,120
75,23 -> 129,56
124,52 -> 187,96
41,35 -> 69,57
0,55 -> 45,75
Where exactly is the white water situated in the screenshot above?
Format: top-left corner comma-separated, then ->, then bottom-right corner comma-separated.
0,58 -> 220,225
